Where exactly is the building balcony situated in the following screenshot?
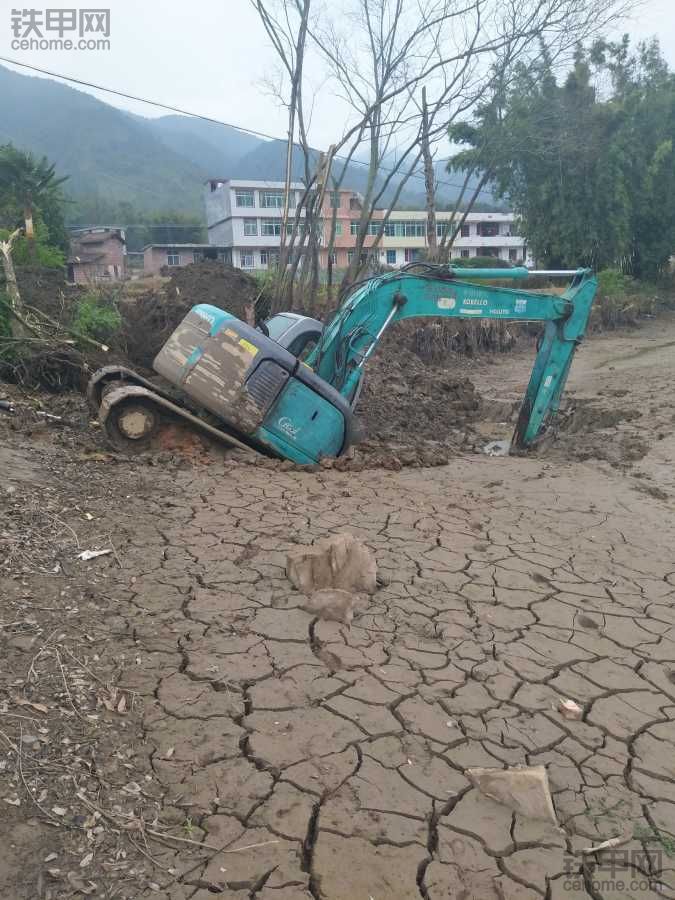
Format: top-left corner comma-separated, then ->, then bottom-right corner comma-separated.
454,234 -> 524,246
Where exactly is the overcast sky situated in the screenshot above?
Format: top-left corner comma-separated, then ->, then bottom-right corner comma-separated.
1,0 -> 673,149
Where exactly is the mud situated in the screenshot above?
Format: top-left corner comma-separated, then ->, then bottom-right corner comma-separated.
1,312 -> 675,900
358,344 -> 481,444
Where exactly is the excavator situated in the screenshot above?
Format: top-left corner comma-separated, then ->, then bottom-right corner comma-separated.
88,263 -> 597,464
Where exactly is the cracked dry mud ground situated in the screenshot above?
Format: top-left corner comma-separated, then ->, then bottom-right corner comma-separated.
2,315 -> 675,900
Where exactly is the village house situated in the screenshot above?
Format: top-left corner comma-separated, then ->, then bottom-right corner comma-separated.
67,227 -> 127,284
142,243 -> 232,275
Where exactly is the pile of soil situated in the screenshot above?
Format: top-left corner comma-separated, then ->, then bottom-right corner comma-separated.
15,266 -> 83,319
358,344 -> 481,444
120,261 -> 266,368
549,398 -> 648,467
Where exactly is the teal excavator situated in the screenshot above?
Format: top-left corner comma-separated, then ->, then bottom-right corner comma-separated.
88,263 -> 597,463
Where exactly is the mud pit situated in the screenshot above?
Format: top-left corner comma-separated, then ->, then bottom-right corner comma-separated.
1,314 -> 675,899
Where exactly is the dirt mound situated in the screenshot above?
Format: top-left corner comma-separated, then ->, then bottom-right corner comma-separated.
120,262 -> 265,368
358,344 -> 481,445
546,398 -> 648,467
15,266 -> 82,319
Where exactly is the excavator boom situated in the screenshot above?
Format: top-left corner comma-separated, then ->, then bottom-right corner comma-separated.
308,264 -> 596,449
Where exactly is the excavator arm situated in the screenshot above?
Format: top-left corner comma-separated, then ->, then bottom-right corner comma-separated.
306,264 -> 597,450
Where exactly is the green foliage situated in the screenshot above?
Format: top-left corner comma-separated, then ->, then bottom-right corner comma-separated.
38,190 -> 71,255
0,143 -> 68,226
0,291 -> 10,338
451,256 -> 514,268
591,267 -> 669,328
1,221 -> 65,268
451,38 -> 675,279
0,143 -> 69,261
71,294 -> 122,343
64,198 -> 206,252
597,268 -> 634,296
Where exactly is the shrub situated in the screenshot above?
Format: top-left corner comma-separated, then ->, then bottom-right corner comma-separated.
71,294 -> 122,343
451,256 -> 514,269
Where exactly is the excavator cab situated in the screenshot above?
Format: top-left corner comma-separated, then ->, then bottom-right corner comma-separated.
263,312 -> 324,360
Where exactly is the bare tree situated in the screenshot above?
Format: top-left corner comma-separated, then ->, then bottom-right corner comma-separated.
253,0 -> 315,308
253,0 -> 635,305
420,87 -> 438,258
312,0 -> 634,287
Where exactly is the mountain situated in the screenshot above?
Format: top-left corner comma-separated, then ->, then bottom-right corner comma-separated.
143,115 -> 263,179
0,64 -> 208,213
0,63 -> 505,220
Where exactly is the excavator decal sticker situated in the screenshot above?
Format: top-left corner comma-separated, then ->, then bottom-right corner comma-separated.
278,417 -> 300,439
238,338 -> 259,356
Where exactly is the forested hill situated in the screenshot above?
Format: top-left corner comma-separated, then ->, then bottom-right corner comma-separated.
0,63 -> 502,220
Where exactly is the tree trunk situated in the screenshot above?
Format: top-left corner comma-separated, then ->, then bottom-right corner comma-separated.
421,87 -> 438,261
24,203 -> 38,262
24,204 -> 34,240
0,229 -> 31,340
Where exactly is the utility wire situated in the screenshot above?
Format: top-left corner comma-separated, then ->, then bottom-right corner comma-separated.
0,55 -> 498,201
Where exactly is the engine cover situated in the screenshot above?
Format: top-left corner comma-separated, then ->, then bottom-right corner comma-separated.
153,304 -> 296,434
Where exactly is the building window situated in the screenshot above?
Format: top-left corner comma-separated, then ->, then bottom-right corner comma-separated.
347,249 -> 354,263
351,220 -> 381,236
334,222 -> 343,236
460,224 -> 470,237
193,250 -> 203,263
509,248 -> 519,262
262,219 -> 282,236
436,222 -> 450,238
243,219 -> 258,236
404,248 -> 421,262
235,190 -> 255,208
240,251 -> 254,268
328,251 -> 337,265
386,249 -> 397,265
329,191 -> 340,209
478,222 -> 499,237
260,250 -> 268,265
460,248 -> 470,258
260,190 -> 286,208
479,247 -> 500,257
349,197 -> 361,211
167,250 -> 180,266
383,221 -> 425,238
268,251 -> 280,268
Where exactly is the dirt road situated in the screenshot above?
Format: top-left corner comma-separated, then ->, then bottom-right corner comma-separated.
1,315 -> 675,899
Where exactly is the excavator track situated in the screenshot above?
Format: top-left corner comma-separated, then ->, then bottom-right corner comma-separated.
98,384 -> 258,457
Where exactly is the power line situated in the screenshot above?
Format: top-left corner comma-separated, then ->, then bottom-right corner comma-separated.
0,55 -> 498,201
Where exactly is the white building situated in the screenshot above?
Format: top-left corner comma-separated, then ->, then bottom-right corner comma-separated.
376,211 -> 531,266
205,179 -> 306,271
204,178 -> 530,271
